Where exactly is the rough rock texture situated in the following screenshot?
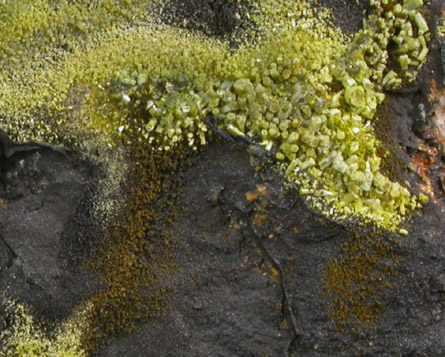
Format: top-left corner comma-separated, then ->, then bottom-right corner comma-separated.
1,128 -> 444,356
155,0 -> 255,46
315,0 -> 373,33
0,144 -> 100,322
96,136 -> 445,356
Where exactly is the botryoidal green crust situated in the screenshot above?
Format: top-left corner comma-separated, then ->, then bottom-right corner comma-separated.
0,0 -> 432,354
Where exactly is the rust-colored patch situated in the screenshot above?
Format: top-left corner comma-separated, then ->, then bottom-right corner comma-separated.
253,213 -> 268,227
408,80 -> 445,203
269,267 -> 280,280
245,184 -> 269,202
247,184 -> 272,229
429,80 -> 445,145
412,152 -> 434,194
245,191 -> 260,202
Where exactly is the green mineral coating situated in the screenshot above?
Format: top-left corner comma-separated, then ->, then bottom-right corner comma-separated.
0,299 -> 87,356
0,0 -> 430,229
0,0 -> 432,353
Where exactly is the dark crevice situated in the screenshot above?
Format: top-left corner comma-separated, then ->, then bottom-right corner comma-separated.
314,0 -> 373,34
0,128 -> 67,159
153,0 -> 256,47
0,234 -> 16,270
225,195 -> 301,343
202,122 -> 301,343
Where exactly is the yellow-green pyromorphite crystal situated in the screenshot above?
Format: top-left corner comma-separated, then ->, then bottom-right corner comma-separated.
0,0 -> 429,230
0,299 -> 89,357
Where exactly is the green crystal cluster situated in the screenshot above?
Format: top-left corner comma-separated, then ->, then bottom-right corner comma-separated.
0,299 -> 88,356
0,0 -> 156,142
0,0 -> 430,231
366,0 -> 430,88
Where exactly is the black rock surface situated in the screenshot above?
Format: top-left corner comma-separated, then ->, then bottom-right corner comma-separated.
0,143 -> 100,322
96,137 -> 445,357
